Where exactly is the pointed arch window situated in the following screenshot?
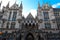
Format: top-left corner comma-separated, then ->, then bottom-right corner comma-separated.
6,22 -> 9,29
12,11 -> 17,21
8,11 -> 12,21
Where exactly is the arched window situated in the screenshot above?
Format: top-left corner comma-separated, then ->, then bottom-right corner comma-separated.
29,23 -> 31,26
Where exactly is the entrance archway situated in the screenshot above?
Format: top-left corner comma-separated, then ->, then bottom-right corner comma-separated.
25,33 -> 34,40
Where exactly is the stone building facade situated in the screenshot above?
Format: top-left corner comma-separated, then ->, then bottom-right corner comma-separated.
0,1 -> 60,40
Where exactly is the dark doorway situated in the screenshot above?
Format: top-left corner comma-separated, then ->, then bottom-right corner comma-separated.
38,36 -> 44,40
25,33 -> 34,40
17,34 -> 21,40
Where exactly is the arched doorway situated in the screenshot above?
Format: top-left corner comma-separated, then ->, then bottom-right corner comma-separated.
38,36 -> 44,40
25,33 -> 34,40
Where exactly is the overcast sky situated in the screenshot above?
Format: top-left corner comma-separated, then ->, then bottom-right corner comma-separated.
0,0 -> 60,17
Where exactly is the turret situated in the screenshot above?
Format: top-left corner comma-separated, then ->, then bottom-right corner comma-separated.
18,1 -> 23,16
19,1 -> 23,10
37,1 -> 42,20
37,1 -> 41,12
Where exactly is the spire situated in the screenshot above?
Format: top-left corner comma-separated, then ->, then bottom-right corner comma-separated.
6,1 -> 9,8
38,1 -> 40,9
20,1 -> 23,9
15,0 -> 16,5
12,0 -> 16,6
0,1 -> 2,7
13,1 -> 16,6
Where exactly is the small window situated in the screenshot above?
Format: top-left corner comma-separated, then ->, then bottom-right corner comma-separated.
6,22 -> 9,29
10,22 -> 15,29
0,15 -> 2,20
45,23 -> 51,29
54,12 -> 59,16
57,23 -> 60,29
8,11 -> 12,21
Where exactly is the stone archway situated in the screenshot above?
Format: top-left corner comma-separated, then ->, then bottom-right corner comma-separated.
25,33 -> 34,40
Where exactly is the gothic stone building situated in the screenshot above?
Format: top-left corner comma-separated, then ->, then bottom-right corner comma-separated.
0,1 -> 60,40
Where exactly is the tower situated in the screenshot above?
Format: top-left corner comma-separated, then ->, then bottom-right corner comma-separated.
37,1 -> 44,29
17,1 -> 23,20
19,1 -> 23,16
